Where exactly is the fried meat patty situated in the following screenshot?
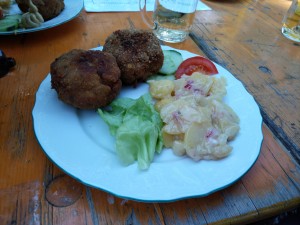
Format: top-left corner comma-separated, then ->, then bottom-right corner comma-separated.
50,49 -> 122,109
103,29 -> 164,85
16,0 -> 64,21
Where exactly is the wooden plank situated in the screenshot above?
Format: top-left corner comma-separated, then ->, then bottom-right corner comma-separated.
158,199 -> 208,225
89,189 -> 164,225
50,193 -> 94,225
263,127 -> 300,186
240,126 -> 300,222
0,181 -> 42,225
156,177 -> 256,225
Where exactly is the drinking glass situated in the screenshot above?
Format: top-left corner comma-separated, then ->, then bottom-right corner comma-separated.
139,0 -> 199,43
282,0 -> 300,42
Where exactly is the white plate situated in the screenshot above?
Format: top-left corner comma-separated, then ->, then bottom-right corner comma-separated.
0,0 -> 83,35
32,46 -> 263,202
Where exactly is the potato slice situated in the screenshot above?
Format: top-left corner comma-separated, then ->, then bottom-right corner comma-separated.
174,73 -> 214,97
208,76 -> 227,101
155,97 -> 173,112
148,80 -> 174,99
184,122 -> 232,160
184,122 -> 211,150
162,129 -> 174,148
211,100 -> 240,140
172,140 -> 186,156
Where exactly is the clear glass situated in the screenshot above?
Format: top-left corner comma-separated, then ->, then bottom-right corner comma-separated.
139,0 -> 198,43
282,0 -> 300,42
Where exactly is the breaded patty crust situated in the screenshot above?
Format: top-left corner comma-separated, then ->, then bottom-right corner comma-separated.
103,29 -> 164,85
50,49 -> 122,109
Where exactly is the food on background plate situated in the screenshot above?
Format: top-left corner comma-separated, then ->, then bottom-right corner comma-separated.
0,14 -> 21,31
0,0 -> 45,31
0,0 -> 20,31
149,72 -> 240,160
16,0 -> 64,21
50,49 -> 122,109
0,0 -> 10,20
0,0 -> 11,8
103,29 -> 164,86
98,94 -> 163,170
19,0 -> 44,28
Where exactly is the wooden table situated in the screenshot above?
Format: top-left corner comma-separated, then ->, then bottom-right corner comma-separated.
0,0 -> 299,224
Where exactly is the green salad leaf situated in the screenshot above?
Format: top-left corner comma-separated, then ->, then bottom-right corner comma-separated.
98,93 -> 163,170
98,97 -> 136,135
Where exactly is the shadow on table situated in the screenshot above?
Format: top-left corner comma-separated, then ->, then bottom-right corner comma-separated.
249,207 -> 300,225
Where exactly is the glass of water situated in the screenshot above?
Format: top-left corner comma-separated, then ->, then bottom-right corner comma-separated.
139,0 -> 199,43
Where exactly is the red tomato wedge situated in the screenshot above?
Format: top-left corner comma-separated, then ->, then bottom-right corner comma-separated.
175,56 -> 218,79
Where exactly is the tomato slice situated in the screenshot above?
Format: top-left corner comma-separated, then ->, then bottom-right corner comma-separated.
175,56 -> 218,79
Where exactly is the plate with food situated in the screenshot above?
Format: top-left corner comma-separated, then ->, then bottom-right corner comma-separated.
32,30 -> 263,202
0,0 -> 83,35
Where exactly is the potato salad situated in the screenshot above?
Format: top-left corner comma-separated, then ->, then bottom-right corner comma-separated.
148,72 -> 240,160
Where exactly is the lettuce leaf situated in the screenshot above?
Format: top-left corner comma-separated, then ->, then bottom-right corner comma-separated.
98,97 -> 135,135
97,93 -> 163,170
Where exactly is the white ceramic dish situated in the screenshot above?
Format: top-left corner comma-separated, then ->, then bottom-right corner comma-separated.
0,0 -> 83,35
32,46 -> 263,202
